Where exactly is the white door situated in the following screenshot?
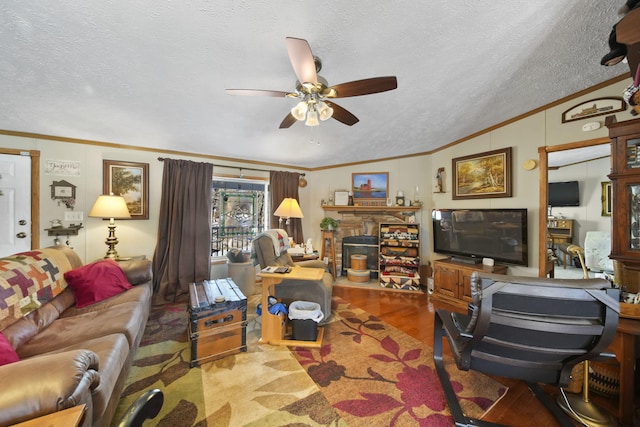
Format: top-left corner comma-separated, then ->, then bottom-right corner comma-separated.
0,154 -> 31,256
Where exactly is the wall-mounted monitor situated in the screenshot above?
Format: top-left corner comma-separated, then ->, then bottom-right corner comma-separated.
548,181 -> 579,207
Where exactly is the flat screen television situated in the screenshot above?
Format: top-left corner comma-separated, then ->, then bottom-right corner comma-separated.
548,181 -> 579,207
432,208 -> 528,266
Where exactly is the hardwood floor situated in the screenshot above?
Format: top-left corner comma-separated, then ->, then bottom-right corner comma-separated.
332,285 -> 624,427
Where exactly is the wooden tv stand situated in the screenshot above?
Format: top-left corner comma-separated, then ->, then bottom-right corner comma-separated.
432,258 -> 507,309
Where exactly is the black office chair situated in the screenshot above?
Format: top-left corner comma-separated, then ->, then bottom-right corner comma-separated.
433,272 -> 619,427
116,388 -> 164,427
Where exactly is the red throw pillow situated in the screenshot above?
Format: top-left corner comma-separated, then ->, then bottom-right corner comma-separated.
64,259 -> 133,308
0,333 -> 19,366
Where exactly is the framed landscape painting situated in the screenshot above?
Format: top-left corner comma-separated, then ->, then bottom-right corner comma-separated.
352,172 -> 388,206
452,147 -> 512,199
103,160 -> 149,219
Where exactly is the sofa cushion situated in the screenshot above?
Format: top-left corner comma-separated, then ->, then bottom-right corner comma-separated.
0,248 -> 74,330
61,283 -> 151,318
17,301 -> 146,358
64,259 -> 133,308
0,332 -> 19,366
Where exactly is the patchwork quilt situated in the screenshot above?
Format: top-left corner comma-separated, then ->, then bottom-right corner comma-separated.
0,248 -> 73,330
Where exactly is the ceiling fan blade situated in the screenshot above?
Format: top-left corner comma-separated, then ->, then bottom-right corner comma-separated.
327,101 -> 359,126
286,37 -> 318,86
327,76 -> 398,98
226,89 -> 292,97
279,113 -> 297,129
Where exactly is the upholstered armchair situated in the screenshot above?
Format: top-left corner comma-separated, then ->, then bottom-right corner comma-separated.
252,229 -> 333,323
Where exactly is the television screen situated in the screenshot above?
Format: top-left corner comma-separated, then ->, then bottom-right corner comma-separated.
548,181 -> 579,207
432,208 -> 528,266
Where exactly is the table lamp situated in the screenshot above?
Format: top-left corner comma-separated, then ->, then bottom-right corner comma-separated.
274,198 -> 304,236
89,195 -> 131,259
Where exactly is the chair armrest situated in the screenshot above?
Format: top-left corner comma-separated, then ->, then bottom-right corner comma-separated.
0,349 -> 100,426
119,259 -> 153,285
294,259 -> 326,269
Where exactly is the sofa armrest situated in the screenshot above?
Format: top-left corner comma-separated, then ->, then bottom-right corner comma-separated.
119,259 -> 153,285
0,349 -> 100,426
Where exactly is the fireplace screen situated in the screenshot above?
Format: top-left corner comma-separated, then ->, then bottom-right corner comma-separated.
342,235 -> 379,278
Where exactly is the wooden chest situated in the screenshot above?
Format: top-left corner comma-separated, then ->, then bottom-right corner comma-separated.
188,278 -> 247,367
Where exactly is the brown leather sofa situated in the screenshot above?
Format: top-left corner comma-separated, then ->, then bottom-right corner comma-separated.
0,245 -> 152,427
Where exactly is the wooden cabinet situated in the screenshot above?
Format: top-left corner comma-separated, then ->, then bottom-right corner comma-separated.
607,117 -> 640,270
432,258 -> 507,308
547,219 -> 573,244
378,222 -> 421,290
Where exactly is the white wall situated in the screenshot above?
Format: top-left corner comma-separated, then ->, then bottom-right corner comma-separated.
1,76 -> 633,271
0,135 -> 299,263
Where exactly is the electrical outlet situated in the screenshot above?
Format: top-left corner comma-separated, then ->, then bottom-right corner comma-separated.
64,211 -> 83,222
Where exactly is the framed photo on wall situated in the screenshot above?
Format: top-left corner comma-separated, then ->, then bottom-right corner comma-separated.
452,147 -> 512,200
103,160 -> 149,220
352,172 -> 389,206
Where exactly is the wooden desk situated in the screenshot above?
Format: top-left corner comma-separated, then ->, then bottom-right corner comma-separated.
611,317 -> 640,426
258,267 -> 325,348
12,404 -> 86,427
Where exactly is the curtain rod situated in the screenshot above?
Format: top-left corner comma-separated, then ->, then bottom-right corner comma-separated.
157,157 -> 305,176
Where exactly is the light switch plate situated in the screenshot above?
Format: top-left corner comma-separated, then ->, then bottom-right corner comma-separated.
64,211 -> 83,222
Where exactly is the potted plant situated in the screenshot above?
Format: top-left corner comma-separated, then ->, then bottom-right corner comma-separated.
320,217 -> 339,231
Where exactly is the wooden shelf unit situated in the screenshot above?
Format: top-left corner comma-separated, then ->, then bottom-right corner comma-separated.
547,219 -> 573,244
378,222 -> 420,290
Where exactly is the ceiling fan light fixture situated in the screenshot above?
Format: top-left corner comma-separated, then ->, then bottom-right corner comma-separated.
318,101 -> 333,121
305,109 -> 319,126
291,101 -> 308,121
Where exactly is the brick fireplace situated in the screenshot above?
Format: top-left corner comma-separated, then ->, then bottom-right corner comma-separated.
328,211 -> 418,276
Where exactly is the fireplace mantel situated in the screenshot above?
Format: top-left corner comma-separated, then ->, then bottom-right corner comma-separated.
321,205 -> 420,213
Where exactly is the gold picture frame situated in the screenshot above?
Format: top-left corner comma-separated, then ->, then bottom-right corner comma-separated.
452,147 -> 512,199
601,181 -> 611,217
351,172 -> 389,207
103,160 -> 149,220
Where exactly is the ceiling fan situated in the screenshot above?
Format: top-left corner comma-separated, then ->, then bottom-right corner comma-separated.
225,37 -> 398,128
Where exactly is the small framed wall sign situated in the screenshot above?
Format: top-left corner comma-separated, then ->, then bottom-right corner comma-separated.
50,180 -> 76,199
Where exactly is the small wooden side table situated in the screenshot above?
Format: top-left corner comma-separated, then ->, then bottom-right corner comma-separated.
258,267 -> 325,348
290,252 -> 319,262
320,231 -> 337,279
11,404 -> 86,427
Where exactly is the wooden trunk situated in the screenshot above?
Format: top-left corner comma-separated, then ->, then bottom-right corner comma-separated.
188,278 -> 247,367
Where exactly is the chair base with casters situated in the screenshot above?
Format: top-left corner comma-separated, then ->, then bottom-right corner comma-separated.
115,388 -> 164,427
433,272 -> 619,427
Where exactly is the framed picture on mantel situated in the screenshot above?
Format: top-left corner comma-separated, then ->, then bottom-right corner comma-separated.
352,172 -> 388,206
452,147 -> 512,200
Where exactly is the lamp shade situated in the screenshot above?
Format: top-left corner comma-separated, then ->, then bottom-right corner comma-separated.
89,195 -> 131,219
273,198 -> 304,219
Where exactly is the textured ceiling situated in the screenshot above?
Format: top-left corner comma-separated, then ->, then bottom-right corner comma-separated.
0,1 -> 627,168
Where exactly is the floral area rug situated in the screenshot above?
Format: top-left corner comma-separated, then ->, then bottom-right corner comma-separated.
112,295 -> 505,426
291,297 -> 507,426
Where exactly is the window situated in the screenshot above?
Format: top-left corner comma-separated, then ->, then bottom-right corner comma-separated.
211,178 -> 267,257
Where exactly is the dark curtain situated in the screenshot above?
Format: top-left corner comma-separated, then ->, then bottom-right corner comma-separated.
152,159 -> 213,304
269,171 -> 303,243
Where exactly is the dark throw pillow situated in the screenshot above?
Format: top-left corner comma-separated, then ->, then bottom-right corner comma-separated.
64,259 -> 133,308
0,332 -> 19,366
